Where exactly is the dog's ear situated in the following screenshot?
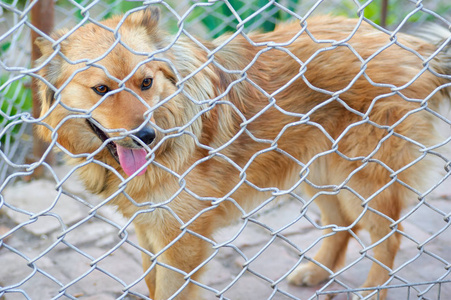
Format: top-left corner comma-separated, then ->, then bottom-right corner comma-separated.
35,37 -> 54,57
34,36 -> 62,109
127,7 -> 160,34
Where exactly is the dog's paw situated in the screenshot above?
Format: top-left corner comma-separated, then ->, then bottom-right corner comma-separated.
287,263 -> 330,286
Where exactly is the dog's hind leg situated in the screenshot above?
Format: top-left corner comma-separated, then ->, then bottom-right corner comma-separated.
288,193 -> 354,286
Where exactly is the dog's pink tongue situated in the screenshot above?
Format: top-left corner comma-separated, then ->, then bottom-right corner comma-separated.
115,144 -> 147,177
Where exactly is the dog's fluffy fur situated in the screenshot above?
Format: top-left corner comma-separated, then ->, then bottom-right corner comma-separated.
35,8 -> 451,300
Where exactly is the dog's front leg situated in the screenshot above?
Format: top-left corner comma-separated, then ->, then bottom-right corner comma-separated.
135,223 -> 157,299
134,219 -> 211,300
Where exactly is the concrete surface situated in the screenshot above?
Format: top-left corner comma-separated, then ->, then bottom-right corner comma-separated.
1,165 -> 450,300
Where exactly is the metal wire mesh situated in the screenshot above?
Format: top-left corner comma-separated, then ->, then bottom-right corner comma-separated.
1,0 -> 451,299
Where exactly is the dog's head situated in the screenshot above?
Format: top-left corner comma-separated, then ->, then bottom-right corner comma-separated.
35,7 -> 214,178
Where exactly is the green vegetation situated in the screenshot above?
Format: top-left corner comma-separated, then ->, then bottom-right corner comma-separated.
70,0 -> 142,20
185,0 -> 451,35
363,0 -> 450,25
185,0 -> 300,38
0,76 -> 32,146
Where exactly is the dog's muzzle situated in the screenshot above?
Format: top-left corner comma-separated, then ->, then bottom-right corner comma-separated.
86,118 -> 155,163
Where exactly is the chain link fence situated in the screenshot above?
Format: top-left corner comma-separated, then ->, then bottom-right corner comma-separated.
1,0 -> 451,299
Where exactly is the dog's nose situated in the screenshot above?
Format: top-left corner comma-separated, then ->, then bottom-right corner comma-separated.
134,126 -> 156,146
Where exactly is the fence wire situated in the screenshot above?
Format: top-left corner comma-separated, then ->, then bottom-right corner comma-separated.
1,0 -> 451,300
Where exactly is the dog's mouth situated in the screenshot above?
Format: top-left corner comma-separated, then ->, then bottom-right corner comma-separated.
87,119 -> 119,162
86,119 -> 148,177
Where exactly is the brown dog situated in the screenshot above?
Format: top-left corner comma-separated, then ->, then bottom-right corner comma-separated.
35,7 -> 451,300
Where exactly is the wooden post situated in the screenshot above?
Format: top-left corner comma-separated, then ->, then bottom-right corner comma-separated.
30,0 -> 55,176
380,0 -> 389,28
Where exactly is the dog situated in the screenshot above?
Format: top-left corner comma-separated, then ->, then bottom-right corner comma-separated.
35,7 -> 451,300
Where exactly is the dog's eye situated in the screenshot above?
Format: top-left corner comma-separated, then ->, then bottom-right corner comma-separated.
93,85 -> 109,95
141,78 -> 153,90
92,85 -> 110,96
